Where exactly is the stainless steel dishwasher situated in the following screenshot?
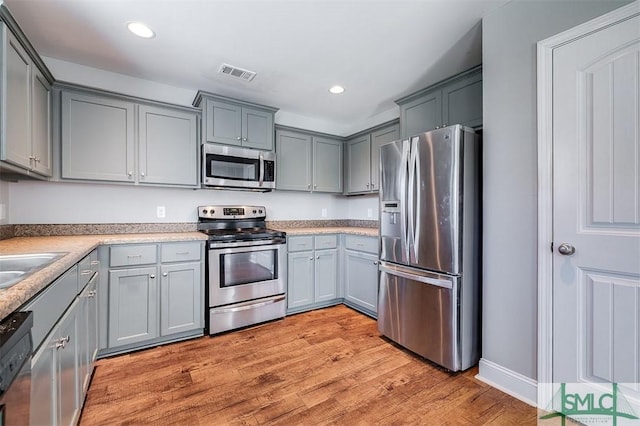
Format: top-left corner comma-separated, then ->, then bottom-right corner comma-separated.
0,311 -> 33,425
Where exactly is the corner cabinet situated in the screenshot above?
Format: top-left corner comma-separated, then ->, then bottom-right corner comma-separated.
194,91 -> 278,151
99,241 -> 204,356
345,121 -> 399,195
60,87 -> 199,187
343,235 -> 379,318
397,66 -> 482,138
287,235 -> 340,313
276,127 -> 343,193
0,17 -> 53,178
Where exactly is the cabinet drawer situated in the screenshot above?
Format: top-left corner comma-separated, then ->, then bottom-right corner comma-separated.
288,236 -> 313,252
345,235 -> 378,254
78,253 -> 93,291
22,265 -> 78,351
110,244 -> 157,267
161,242 -> 201,263
314,235 -> 337,250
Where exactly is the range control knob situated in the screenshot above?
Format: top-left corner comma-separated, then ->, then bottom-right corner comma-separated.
211,210 -> 215,215
202,209 -> 208,215
259,209 -> 263,214
252,210 -> 257,214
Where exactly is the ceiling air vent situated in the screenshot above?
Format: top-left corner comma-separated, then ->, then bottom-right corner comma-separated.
219,63 -> 256,82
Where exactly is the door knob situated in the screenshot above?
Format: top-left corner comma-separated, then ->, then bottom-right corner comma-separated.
557,243 -> 575,256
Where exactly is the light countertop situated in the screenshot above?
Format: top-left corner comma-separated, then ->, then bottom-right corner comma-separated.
276,226 -> 378,237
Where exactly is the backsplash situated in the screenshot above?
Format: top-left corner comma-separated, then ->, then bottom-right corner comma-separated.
6,220 -> 378,237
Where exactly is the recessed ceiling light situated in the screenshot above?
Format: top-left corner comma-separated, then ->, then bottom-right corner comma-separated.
329,85 -> 345,94
127,21 -> 155,39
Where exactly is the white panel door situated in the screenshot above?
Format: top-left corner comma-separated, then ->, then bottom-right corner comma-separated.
553,10 -> 640,410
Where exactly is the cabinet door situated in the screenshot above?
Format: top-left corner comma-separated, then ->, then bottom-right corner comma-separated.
276,129 -> 312,191
3,28 -> 31,169
287,252 -> 314,309
30,66 -> 52,176
442,69 -> 483,128
57,301 -> 80,426
400,90 -> 442,138
61,91 -> 135,182
160,262 -> 202,335
313,136 -> 343,193
204,98 -> 242,146
138,105 -> 198,186
108,267 -> 158,347
314,249 -> 338,303
345,135 -> 371,193
344,251 -> 379,314
242,106 -> 274,151
30,334 -> 56,426
78,274 -> 98,395
370,123 -> 399,191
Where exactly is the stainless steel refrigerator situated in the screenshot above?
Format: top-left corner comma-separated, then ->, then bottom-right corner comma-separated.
378,124 -> 480,372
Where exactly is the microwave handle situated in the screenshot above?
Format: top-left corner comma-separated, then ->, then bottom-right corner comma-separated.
259,152 -> 264,187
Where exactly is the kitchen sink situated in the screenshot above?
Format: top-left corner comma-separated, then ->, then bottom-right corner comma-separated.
0,253 -> 67,289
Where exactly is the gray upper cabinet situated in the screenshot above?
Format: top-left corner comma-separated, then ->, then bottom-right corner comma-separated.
61,87 -> 199,187
397,66 -> 482,138
194,92 -> 277,151
345,121 -> 399,195
276,127 -> 342,193
61,91 -> 135,182
0,20 -> 53,177
138,104 -> 198,186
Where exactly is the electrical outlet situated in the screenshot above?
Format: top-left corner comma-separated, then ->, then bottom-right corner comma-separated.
321,208 -> 328,218
156,206 -> 166,218
367,208 -> 373,218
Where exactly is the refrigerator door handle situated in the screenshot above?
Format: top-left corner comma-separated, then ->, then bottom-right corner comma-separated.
399,139 -> 410,261
379,262 -> 453,289
408,137 -> 418,262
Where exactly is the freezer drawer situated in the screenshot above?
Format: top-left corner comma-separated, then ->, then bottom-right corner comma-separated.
378,262 -> 469,371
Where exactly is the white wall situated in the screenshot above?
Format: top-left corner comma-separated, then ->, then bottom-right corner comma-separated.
346,193 -> 379,221
8,180 -> 349,223
0,180 -> 8,225
480,0 -> 631,403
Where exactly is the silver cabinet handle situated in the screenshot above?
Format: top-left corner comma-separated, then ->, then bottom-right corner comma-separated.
150,274 -> 156,279
90,260 -> 100,265
81,270 -> 92,276
88,290 -> 97,298
366,183 -> 370,188
370,183 -> 375,189
309,257 -> 313,261
557,243 -> 575,256
307,184 -> 311,189
317,256 -> 320,259
236,136 -> 242,141
140,172 -> 145,178
314,184 -> 317,189
162,272 -> 168,277
373,261 -> 378,265
242,137 -> 247,142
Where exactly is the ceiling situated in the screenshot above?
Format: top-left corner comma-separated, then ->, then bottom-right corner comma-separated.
5,0 -> 508,135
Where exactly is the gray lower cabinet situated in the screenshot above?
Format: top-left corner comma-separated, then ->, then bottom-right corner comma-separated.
61,87 -> 199,187
345,122 -> 399,194
343,235 -> 379,317
287,235 -> 339,312
0,21 -> 53,177
194,92 -> 278,151
397,66 -> 482,138
276,127 -> 343,193
103,242 -> 203,353
25,249 -> 99,426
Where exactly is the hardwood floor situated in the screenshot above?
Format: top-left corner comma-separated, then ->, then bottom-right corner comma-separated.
80,305 -> 537,425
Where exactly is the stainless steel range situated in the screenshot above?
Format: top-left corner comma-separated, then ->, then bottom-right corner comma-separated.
198,205 -> 286,334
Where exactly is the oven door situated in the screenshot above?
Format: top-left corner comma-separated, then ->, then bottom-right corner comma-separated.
208,239 -> 286,307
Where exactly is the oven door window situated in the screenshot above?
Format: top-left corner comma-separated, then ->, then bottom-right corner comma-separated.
206,154 -> 259,182
220,249 -> 278,287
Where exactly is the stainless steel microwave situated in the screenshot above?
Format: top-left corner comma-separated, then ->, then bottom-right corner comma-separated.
202,144 -> 275,191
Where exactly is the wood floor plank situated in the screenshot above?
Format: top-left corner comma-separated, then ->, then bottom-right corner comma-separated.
80,305 -> 536,425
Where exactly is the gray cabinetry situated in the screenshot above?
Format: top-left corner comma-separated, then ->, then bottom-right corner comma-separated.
343,235 -> 379,318
194,92 -> 277,151
397,66 -> 482,138
276,127 -> 343,193
24,248 -> 99,426
0,21 -> 53,177
101,241 -> 203,354
345,121 -> 399,195
61,87 -> 199,187
108,266 -> 158,347
287,235 -> 339,313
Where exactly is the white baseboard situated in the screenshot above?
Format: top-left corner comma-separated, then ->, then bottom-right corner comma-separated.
476,358 -> 538,407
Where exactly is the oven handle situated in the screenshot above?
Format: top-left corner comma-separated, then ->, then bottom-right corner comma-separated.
208,238 -> 286,249
211,295 -> 285,314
